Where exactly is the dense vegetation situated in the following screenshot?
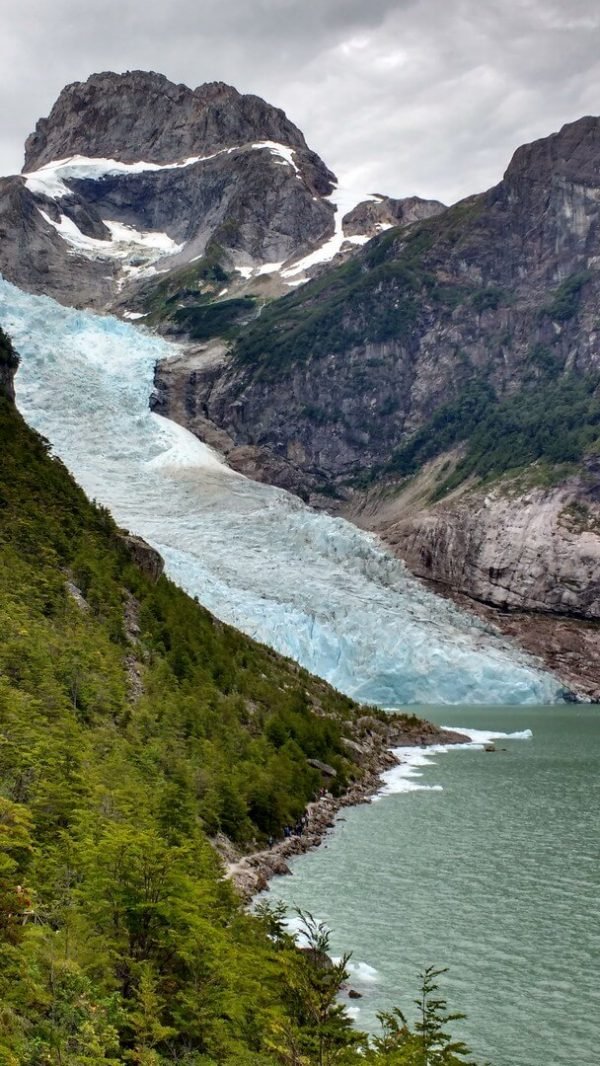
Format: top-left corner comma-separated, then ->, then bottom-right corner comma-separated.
382,371 -> 600,496
137,243 -> 261,341
542,271 -> 591,322
233,222 -> 474,379
0,326 -> 18,373
172,296 -> 258,341
0,329 -> 481,1063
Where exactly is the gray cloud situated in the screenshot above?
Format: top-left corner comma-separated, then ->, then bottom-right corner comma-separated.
1,0 -> 599,203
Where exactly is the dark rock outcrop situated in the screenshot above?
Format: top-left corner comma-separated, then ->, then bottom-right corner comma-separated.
118,532 -> 164,582
342,194 -> 444,237
0,326 -> 19,401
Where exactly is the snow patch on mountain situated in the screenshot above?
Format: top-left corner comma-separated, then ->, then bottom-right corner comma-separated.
38,209 -> 183,284
23,148 -> 243,198
23,141 -> 305,201
251,141 -> 301,177
281,185 -> 389,281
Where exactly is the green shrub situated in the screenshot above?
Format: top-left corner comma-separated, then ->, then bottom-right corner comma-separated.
543,271 -> 591,322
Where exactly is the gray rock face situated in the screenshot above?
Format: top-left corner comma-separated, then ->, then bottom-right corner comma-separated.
342,194 -> 445,236
0,176 -> 116,308
117,532 -> 164,583
67,144 -> 333,258
1,71 -> 337,306
358,460 -> 600,620
178,114 -> 600,484
24,71 -> 334,193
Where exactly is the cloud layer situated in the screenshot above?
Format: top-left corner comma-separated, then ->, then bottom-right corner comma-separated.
2,0 -> 600,203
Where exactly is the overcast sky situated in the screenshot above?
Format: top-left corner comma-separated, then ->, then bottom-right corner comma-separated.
2,0 -> 600,204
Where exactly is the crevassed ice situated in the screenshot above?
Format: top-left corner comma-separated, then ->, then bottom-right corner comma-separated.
0,277 -> 561,706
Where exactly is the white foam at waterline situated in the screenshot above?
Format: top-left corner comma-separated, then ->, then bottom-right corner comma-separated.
376,746 -> 446,798
281,912 -> 328,947
441,727 -> 533,746
341,959 -> 380,984
376,728 -> 533,798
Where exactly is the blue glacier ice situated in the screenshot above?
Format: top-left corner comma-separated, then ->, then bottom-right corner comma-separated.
0,276 -> 561,705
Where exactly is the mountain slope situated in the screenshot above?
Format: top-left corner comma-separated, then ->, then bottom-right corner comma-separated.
155,116 -> 600,649
3,328 -> 477,1063
0,71 -> 335,306
190,117 -> 600,482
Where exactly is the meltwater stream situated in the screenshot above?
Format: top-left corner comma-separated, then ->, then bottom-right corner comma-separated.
0,277 -> 560,705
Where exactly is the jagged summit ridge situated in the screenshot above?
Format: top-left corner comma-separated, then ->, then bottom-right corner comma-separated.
2,69 -> 446,309
23,70 -> 333,188
503,114 -> 600,188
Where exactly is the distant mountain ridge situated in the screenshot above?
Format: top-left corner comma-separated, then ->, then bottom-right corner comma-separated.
0,70 -> 442,310
23,70 -> 324,172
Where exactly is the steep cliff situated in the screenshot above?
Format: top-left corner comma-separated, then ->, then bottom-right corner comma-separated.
183,116 -> 600,485
151,114 -> 600,664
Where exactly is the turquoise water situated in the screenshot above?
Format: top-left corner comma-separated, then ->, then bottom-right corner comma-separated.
267,705 -> 600,1066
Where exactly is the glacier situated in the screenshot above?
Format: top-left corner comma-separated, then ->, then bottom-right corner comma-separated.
0,276 -> 561,705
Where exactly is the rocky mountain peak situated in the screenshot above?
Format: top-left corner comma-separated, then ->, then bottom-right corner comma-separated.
502,114 -> 600,190
23,69 -> 316,171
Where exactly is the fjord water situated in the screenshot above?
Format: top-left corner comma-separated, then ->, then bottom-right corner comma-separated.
0,277 -> 559,705
268,703 -> 600,1066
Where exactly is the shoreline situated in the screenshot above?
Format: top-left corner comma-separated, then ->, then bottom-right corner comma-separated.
221,720 -> 470,898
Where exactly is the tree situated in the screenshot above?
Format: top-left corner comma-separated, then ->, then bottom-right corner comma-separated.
279,910 -> 361,1066
369,967 -> 477,1066
414,966 -> 473,1066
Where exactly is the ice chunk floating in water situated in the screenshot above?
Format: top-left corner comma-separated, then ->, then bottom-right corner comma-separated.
0,277 -> 560,705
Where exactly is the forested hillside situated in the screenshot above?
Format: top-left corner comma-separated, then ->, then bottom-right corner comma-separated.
0,326 -> 477,1064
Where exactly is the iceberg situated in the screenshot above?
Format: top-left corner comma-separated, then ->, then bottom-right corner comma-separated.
0,276 -> 561,705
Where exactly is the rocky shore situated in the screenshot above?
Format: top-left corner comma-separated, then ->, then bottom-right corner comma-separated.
220,717 -> 470,898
